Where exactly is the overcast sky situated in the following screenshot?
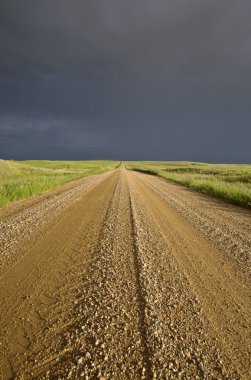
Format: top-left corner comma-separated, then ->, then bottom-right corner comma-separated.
0,1 -> 250,162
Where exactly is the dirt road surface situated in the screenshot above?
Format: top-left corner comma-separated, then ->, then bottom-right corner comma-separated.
0,166 -> 250,379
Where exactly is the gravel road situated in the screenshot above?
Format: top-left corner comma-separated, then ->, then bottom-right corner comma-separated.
0,167 -> 250,379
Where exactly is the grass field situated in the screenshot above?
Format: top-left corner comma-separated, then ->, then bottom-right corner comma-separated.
126,161 -> 251,208
0,160 -> 119,206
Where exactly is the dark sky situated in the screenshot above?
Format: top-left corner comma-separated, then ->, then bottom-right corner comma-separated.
0,1 -> 251,162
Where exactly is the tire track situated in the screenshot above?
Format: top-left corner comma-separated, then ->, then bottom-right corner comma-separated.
127,171 -> 241,379
128,170 -> 250,379
0,172 -> 119,380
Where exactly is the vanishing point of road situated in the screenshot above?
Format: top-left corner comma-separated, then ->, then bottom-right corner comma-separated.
0,165 -> 250,379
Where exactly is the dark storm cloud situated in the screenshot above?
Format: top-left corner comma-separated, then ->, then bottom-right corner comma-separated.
0,0 -> 250,161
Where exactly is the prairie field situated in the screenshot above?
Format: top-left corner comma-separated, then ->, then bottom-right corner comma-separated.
0,160 -> 118,206
126,161 -> 251,208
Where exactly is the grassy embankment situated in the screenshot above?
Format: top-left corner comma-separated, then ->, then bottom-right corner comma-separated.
0,160 -> 118,206
126,161 -> 251,208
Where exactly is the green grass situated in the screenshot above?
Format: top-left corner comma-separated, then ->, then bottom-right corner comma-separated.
0,160 -> 119,207
126,161 -> 251,208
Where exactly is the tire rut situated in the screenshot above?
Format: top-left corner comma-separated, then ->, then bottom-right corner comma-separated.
127,171 -> 242,379
0,172 -> 119,380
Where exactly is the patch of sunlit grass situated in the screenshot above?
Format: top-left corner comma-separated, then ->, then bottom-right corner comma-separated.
126,161 -> 251,208
0,160 -> 119,206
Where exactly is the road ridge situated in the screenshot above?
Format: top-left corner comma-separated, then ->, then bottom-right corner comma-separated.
128,185 -> 153,380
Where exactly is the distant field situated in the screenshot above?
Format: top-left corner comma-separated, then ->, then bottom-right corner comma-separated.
126,161 -> 251,208
0,160 -> 118,206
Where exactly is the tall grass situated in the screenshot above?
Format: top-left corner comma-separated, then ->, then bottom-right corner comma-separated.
126,161 -> 251,208
0,160 -> 118,206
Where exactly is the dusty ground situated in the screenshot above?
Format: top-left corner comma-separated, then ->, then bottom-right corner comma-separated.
0,166 -> 250,380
